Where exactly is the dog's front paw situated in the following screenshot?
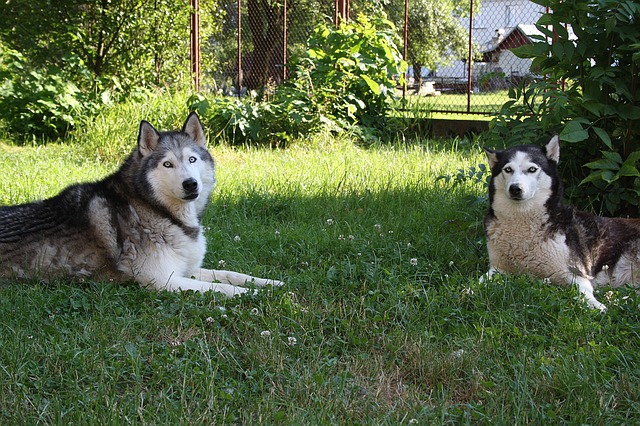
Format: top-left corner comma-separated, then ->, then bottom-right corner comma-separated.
268,279 -> 285,287
587,298 -> 607,313
479,268 -> 498,283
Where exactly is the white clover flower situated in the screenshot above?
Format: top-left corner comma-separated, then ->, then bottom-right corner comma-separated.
348,235 -> 355,241
407,242 -> 412,248
374,223 -> 382,231
326,219 -> 335,225
452,349 -> 465,358
410,258 -> 418,266
287,336 -> 298,346
338,234 -> 345,241
408,420 -> 418,425
274,230 -> 280,235
449,261 -> 454,267
206,316 -> 215,324
260,330 -> 272,337
234,235 -> 241,242
250,307 -> 259,315
218,259 -> 226,268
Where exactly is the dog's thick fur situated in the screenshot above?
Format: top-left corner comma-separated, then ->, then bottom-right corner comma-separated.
0,113 -> 283,296
484,135 -> 640,311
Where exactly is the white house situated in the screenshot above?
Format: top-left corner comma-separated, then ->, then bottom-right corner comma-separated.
435,0 -> 547,81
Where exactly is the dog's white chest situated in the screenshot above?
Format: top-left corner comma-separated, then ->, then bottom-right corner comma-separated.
113,205 -> 207,283
486,212 -> 570,280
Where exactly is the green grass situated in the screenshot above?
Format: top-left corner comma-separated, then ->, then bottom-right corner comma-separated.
392,90 -> 512,123
1,94 -> 640,424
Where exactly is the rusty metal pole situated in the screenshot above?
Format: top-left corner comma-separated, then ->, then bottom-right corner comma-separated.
237,0 -> 243,92
466,0 -> 474,113
283,0 -> 287,81
402,0 -> 408,101
190,0 -> 200,92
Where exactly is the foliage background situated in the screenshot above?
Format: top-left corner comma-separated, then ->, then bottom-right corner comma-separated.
483,0 -> 640,216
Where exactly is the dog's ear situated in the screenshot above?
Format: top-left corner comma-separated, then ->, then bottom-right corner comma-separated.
182,112 -> 207,147
545,135 -> 560,163
483,147 -> 500,169
138,120 -> 160,157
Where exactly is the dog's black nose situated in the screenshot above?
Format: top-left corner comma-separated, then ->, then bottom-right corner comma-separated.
509,184 -> 523,198
183,178 -> 198,192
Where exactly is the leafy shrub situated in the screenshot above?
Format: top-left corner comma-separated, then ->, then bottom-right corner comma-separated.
0,47 -> 99,141
299,14 -> 407,132
482,0 -> 640,216
190,14 -> 407,145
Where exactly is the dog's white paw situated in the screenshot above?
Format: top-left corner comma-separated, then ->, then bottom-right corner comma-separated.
479,268 -> 498,283
587,298 -> 607,313
268,279 -> 285,287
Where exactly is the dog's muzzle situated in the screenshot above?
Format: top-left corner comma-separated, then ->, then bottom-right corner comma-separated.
508,184 -> 523,200
182,178 -> 199,200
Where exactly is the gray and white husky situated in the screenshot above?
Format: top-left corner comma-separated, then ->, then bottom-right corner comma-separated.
0,112 -> 283,296
483,135 -> 640,311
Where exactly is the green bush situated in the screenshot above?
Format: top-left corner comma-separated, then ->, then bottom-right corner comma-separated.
483,0 -> 640,216
0,47 -> 98,141
190,14 -> 407,145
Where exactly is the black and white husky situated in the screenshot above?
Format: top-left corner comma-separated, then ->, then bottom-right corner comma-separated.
483,135 -> 640,311
0,112 -> 283,296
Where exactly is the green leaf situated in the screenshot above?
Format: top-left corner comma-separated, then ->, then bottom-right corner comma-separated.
559,121 -> 589,142
581,171 -> 604,184
585,158 -> 620,170
618,163 -> 640,177
592,127 -> 612,149
602,150 -> 623,164
360,75 -> 380,95
511,43 -> 549,59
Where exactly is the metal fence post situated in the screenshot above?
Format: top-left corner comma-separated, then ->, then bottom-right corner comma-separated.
237,0 -> 243,92
466,0 -> 474,113
190,0 -> 200,92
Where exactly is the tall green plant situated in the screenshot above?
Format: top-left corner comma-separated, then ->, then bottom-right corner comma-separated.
0,47 -> 97,141
301,14 -> 407,132
483,0 -> 640,216
191,14 -> 407,145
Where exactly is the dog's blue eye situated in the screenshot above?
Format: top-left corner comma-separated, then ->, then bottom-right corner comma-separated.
163,161 -> 173,168
503,167 -> 513,173
189,156 -> 197,164
528,167 -> 538,173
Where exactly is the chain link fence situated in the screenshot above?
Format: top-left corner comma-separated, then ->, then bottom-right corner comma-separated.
205,0 -> 547,115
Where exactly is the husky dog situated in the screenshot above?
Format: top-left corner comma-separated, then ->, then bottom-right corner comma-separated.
0,112 -> 283,296
483,135 -> 640,311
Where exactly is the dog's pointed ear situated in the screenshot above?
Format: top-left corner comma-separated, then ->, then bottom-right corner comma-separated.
545,135 -> 560,163
182,112 -> 206,147
138,120 -> 160,157
483,147 -> 500,169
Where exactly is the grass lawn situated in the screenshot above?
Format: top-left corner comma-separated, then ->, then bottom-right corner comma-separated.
396,90 -> 512,117
1,101 -> 639,424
